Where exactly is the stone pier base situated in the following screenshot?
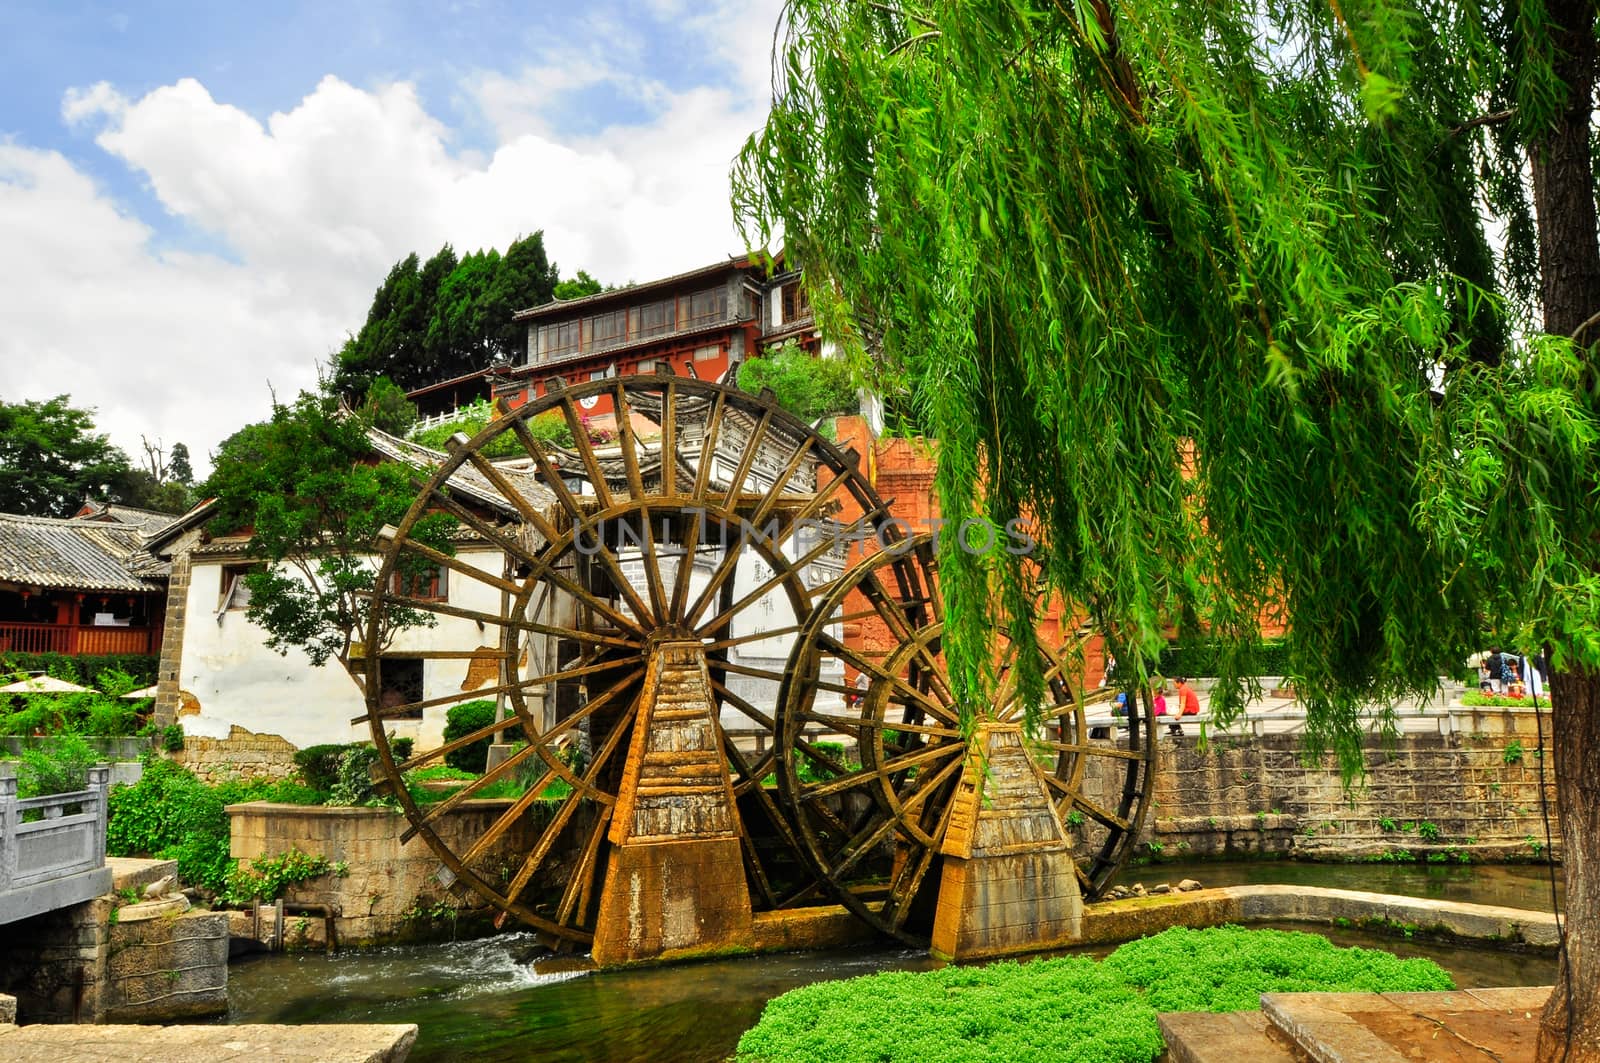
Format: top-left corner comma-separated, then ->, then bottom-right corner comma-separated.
930,722 -> 1083,961
591,838 -> 753,966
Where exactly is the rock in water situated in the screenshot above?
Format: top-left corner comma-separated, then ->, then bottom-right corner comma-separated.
1151,883 -> 1172,895
1177,878 -> 1203,892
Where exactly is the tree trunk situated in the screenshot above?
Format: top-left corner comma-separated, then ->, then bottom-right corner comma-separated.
1539,668 -> 1600,1060
1530,0 -> 1600,1054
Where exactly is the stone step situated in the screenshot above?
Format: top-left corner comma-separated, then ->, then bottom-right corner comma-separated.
1259,986 -> 1550,1062
1158,1011 -> 1307,1063
107,857 -> 178,894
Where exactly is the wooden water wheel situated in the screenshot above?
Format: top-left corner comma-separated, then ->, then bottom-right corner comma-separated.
358,373 -> 919,948
774,536 -> 1157,945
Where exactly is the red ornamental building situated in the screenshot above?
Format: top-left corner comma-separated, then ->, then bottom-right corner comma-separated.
491,256 -> 815,421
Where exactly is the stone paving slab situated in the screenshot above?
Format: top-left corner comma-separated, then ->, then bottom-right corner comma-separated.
1260,986 -> 1549,1062
1157,1010 -> 1305,1062
0,1023 -> 418,1062
107,858 -> 177,894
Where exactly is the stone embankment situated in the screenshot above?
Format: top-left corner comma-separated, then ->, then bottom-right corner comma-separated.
0,1023 -> 418,1062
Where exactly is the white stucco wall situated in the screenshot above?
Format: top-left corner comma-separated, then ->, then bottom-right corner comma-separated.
176,546 -> 508,751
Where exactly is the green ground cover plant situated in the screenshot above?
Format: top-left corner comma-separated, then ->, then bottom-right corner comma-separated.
736,927 -> 1453,1062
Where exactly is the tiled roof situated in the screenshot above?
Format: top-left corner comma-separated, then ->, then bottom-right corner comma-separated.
0,514 -> 166,592
74,501 -> 183,537
364,426 -> 558,519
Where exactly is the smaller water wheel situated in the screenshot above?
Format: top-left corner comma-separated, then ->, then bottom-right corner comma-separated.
775,536 -> 1156,945
359,374 -> 915,949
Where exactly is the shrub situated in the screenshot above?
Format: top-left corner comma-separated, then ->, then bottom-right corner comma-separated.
293,743 -> 354,792
1101,926 -> 1454,1013
737,342 -> 860,422
107,758 -> 248,894
222,848 -> 344,905
443,700 -> 497,773
328,744 -> 383,806
736,955 -> 1163,1063
391,736 -> 414,761
410,399 -> 574,457
15,733 -> 98,798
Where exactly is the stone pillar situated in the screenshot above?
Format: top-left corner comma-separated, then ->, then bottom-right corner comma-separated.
930,722 -> 1084,961
0,897 -> 111,1023
153,531 -> 200,728
591,642 -> 752,966
0,774 -> 17,893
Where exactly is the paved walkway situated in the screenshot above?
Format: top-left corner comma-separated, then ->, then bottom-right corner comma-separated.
0,1023 -> 418,1062
1162,986 -> 1550,1062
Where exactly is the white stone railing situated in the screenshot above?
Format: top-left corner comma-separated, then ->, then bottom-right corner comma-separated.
0,766 -> 109,896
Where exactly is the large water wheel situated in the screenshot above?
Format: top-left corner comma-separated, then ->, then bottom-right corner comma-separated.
774,537 -> 1157,946
359,373 -> 924,949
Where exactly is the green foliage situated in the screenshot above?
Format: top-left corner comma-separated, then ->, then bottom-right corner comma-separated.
1503,740 -> 1525,765
202,389 -> 456,666
360,377 -> 419,436
0,654 -> 157,688
0,395 -> 134,517
293,744 -> 356,793
409,399 -> 574,458
739,928 -> 1452,1061
222,848 -> 346,905
1102,926 -> 1454,1013
391,736 -> 414,761
1159,641 -> 1292,680
328,744 -> 383,806
331,235 -> 571,398
735,955 -> 1163,1063
732,0 -> 1600,785
551,270 -> 604,302
443,700 -> 497,773
160,724 -> 184,752
737,342 -> 859,421
0,665 -> 149,737
15,733 -> 98,798
1417,821 -> 1442,841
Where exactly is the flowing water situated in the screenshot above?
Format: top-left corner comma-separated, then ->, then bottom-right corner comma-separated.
226,859 -> 1561,1063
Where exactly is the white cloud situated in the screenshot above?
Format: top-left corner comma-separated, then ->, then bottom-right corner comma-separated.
4,9 -> 783,474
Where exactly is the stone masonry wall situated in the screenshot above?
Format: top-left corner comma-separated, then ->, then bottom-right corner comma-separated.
229,799 -> 588,946
1078,723 -> 1563,864
153,530 -> 200,729
171,725 -> 298,784
105,909 -> 229,1022
0,897 -> 110,1023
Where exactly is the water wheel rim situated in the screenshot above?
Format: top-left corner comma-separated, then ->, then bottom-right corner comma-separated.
360,373 -> 903,943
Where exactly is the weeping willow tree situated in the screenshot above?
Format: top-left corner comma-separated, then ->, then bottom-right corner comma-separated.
735,0 -> 1599,1055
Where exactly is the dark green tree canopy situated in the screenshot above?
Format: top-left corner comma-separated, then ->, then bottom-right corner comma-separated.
0,396 -> 134,518
332,233 -> 596,398
203,392 -> 453,666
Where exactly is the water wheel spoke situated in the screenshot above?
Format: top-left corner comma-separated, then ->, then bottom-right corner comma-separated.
699,606 -> 882,654
507,411 -> 587,521
557,803 -> 613,926
504,689 -> 642,908
688,502 -> 889,633
425,491 -> 645,636
690,389 -> 728,501
612,383 -> 671,620
388,712 -> 525,769
453,447 -> 561,545
393,538 -> 522,596
800,740 -> 960,803
880,840 -> 939,932
666,504 -> 703,622
372,590 -> 641,653
814,634 -> 957,724
556,394 -> 615,510
534,669 -> 644,753
657,379 -> 677,499
718,406 -> 773,511
1050,781 -> 1132,832
745,437 -> 816,530
709,678 -> 776,731
401,739 -> 544,842
799,710 -> 960,741
457,752 -> 573,868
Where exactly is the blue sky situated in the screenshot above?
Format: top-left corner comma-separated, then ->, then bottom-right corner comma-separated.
0,0 -> 781,468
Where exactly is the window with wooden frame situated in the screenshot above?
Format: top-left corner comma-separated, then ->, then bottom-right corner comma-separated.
375,658 -> 425,719
389,564 -> 448,602
217,563 -> 258,611
781,280 -> 810,324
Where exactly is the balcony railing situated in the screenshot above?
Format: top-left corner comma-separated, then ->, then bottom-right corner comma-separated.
0,621 -> 161,657
0,766 -> 112,924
